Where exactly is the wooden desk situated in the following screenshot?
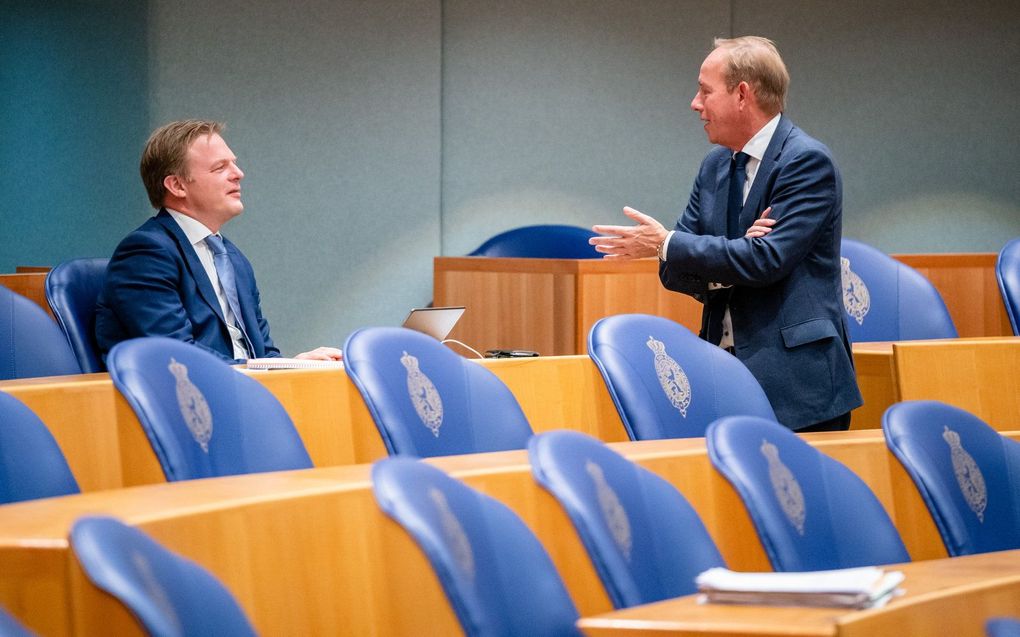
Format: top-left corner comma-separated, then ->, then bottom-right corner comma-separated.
0,357 -> 628,491
578,550 -> 1020,637
0,272 -> 53,319
435,253 -> 1011,357
894,253 -> 1012,338
434,256 -> 702,355
893,338 -> 1020,429
2,429 -> 997,635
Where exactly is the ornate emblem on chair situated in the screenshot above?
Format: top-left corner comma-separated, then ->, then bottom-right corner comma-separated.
585,460 -> 632,561
428,488 -> 475,580
401,351 -> 444,437
169,357 -> 213,452
761,439 -> 806,535
841,257 -> 871,325
943,426 -> 988,522
647,336 -> 691,417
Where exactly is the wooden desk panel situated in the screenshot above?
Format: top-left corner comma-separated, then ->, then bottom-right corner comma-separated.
436,254 -> 1010,359
0,272 -> 53,319
0,430 -> 979,636
893,338 -> 1020,429
578,550 -> 1020,637
0,357 -> 628,490
894,253 -> 1012,338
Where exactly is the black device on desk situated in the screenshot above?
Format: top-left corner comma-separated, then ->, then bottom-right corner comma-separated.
484,349 -> 539,358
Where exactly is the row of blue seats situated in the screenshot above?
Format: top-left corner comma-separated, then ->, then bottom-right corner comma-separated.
2,398 -> 1018,635
6,233 -> 1020,381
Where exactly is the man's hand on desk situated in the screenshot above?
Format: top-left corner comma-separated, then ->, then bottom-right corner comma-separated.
294,346 -> 344,361
590,206 -> 667,260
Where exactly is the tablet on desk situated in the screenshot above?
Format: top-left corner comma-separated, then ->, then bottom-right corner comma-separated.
401,306 -> 465,341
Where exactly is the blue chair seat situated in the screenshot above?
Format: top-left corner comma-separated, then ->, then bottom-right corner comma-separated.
71,516 -> 256,636
0,286 -> 81,380
840,238 -> 956,341
344,327 -> 533,457
884,400 -> 1020,556
107,336 -> 312,480
0,392 -> 79,504
468,224 -> 600,259
45,257 -> 109,373
996,237 -> 1020,335
588,314 -> 775,440
372,457 -> 581,636
529,430 -> 724,608
707,415 -> 909,571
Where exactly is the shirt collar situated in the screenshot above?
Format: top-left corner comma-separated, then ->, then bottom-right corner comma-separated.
739,113 -> 782,162
166,208 -> 218,246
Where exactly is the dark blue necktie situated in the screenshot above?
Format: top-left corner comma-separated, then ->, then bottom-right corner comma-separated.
727,151 -> 750,239
205,234 -> 254,357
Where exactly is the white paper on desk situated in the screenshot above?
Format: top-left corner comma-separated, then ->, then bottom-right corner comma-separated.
244,357 -> 344,371
695,567 -> 904,609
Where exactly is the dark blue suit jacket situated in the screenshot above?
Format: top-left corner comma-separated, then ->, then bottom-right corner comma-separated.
95,209 -> 281,362
660,116 -> 862,430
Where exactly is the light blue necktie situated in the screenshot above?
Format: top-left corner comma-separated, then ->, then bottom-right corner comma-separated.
205,234 -> 254,357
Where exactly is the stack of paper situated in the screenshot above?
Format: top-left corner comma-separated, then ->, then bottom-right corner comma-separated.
695,566 -> 905,610
245,357 -> 344,371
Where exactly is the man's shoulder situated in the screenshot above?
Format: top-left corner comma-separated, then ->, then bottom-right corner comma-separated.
114,212 -> 178,251
782,120 -> 834,159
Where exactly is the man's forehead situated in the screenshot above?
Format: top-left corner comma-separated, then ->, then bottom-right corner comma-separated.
187,133 -> 235,161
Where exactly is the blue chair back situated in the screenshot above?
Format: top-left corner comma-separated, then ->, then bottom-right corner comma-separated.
988,618 -> 1020,637
468,225 -> 600,259
344,327 -> 533,457
107,336 -> 312,481
883,400 -> 1020,556
45,258 -> 109,373
0,391 -> 79,504
707,415 -> 910,571
588,314 -> 775,440
0,607 -> 34,637
528,430 -> 724,608
71,516 -> 256,637
840,238 -> 957,341
996,237 -> 1020,335
372,457 -> 580,637
0,286 -> 81,380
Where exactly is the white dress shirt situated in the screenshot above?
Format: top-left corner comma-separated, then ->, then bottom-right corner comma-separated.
166,209 -> 248,359
662,114 -> 782,349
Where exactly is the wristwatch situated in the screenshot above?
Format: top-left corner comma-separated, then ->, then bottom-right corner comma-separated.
657,233 -> 669,261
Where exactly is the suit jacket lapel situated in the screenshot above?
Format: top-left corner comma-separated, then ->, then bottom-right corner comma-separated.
154,209 -> 227,324
712,152 -> 731,236
740,115 -> 794,229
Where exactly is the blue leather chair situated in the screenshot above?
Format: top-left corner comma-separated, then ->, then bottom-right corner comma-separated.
884,400 -> 1020,556
0,607 -> 34,637
588,314 -> 776,440
996,237 -> 1020,335
468,224 -> 600,259
0,391 -> 79,504
839,238 -> 957,342
988,618 -> 1020,637
71,516 -> 256,637
344,327 -> 533,457
0,285 -> 81,380
372,457 -> 581,637
45,257 -> 109,373
529,430 -> 724,608
707,415 -> 910,571
107,336 -> 313,481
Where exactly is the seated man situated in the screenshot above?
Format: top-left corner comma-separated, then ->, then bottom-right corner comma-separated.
96,120 -> 341,363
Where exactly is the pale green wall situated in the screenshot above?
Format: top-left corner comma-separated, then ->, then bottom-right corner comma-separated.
3,1 -> 1019,353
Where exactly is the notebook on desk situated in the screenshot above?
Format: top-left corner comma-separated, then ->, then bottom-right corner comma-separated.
401,306 -> 465,341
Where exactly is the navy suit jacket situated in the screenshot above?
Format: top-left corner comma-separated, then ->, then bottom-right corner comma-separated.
659,116 -> 862,430
95,209 -> 281,362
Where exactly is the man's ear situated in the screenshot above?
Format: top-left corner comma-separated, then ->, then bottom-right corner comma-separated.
736,81 -> 752,109
163,174 -> 187,198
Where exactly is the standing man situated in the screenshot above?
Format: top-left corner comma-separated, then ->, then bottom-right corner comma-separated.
96,120 -> 342,363
590,37 -> 861,432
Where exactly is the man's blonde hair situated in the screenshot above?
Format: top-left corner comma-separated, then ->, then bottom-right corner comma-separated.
713,36 -> 789,115
140,120 -> 224,208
